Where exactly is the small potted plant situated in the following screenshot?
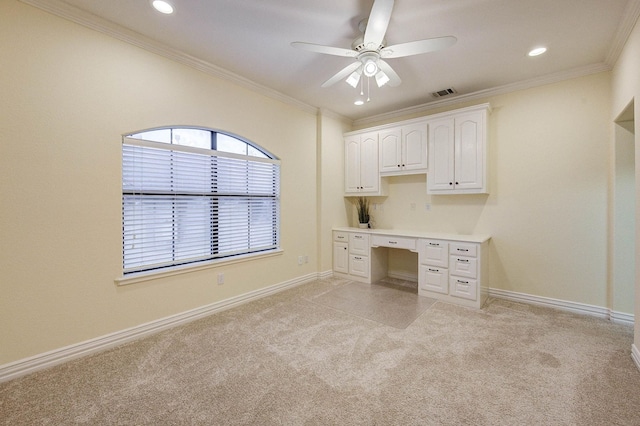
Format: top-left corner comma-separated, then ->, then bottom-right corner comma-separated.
356,197 -> 370,228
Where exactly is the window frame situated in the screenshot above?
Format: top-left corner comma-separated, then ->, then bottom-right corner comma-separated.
117,127 -> 281,285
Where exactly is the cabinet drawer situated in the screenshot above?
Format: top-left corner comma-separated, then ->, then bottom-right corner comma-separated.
333,231 -> 349,243
419,239 -> 449,267
450,242 -> 477,257
371,235 -> 416,250
450,277 -> 477,301
419,265 -> 448,294
349,254 -> 369,278
450,256 -> 477,279
349,233 -> 370,255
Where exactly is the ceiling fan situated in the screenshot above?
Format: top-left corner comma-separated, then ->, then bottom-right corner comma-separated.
291,0 -> 456,90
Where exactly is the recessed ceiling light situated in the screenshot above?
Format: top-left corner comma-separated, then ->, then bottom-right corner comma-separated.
152,0 -> 174,14
528,47 -> 547,57
354,100 -> 364,106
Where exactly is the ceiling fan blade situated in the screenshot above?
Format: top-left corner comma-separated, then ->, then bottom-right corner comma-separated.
321,61 -> 362,88
291,42 -> 357,57
363,0 -> 394,50
377,60 -> 401,87
380,36 -> 457,59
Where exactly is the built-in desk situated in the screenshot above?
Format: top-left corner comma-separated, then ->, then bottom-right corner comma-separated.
332,227 -> 491,309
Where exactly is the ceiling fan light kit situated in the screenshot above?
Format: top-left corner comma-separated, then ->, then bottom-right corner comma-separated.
291,0 -> 456,103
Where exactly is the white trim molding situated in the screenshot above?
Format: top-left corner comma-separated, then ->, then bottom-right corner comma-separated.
632,344 -> 640,372
0,273 -> 319,383
489,288 -> 635,326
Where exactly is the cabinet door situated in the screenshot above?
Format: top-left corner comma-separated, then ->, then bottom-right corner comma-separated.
402,123 -> 427,171
333,242 -> 349,274
344,136 -> 361,193
419,265 -> 448,294
427,117 -> 455,192
359,133 -> 379,193
379,129 -> 402,173
454,111 -> 484,191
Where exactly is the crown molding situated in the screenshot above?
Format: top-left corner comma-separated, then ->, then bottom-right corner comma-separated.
19,0 -> 319,117
353,62 -> 611,127
606,0 -> 640,66
318,108 -> 352,124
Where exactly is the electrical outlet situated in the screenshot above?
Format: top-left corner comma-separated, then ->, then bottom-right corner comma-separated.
298,256 -> 304,265
304,255 -> 309,264
217,273 -> 224,285
425,203 -> 431,211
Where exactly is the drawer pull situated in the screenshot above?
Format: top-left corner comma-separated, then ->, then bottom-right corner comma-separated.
354,256 -> 362,260
354,235 -> 363,239
337,236 -> 345,239
388,241 -> 398,244
428,268 -> 439,272
429,243 -> 440,246
457,258 -> 469,263
457,248 -> 469,252
457,280 -> 469,284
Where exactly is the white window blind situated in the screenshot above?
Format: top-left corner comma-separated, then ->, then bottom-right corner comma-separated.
122,136 -> 280,274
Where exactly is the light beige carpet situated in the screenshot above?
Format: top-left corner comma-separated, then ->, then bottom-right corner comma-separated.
309,278 -> 436,328
1,277 -> 639,425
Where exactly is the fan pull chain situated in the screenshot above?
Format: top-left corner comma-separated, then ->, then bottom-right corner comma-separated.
367,77 -> 371,102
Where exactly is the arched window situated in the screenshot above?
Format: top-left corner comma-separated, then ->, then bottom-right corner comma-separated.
122,127 -> 280,275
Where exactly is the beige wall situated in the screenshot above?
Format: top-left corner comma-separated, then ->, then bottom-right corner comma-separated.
0,1 -> 319,364
611,16 -> 640,349
353,73 -> 613,309
317,111 -> 352,273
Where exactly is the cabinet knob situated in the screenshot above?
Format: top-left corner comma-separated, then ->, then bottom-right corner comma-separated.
455,182 -> 459,185
397,164 -> 401,168
449,182 -> 453,185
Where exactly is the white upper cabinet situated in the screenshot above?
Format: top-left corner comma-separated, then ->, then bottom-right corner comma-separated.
344,103 -> 489,196
379,123 -> 427,175
345,132 -> 384,195
427,105 -> 489,194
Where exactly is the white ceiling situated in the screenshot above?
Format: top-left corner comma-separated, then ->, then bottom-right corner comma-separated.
27,0 -> 640,121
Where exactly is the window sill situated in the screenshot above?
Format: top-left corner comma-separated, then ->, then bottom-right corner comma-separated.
114,249 -> 284,286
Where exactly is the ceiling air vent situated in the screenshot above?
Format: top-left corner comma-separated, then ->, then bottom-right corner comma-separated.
432,88 -> 457,98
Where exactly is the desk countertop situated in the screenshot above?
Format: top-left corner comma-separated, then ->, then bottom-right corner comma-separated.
332,227 -> 491,244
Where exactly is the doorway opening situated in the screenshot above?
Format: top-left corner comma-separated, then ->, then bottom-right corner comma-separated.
613,100 -> 635,320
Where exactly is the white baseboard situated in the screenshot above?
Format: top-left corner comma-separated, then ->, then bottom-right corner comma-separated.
317,269 -> 334,279
633,344 -> 640,372
488,288 -> 635,326
0,272 -> 319,384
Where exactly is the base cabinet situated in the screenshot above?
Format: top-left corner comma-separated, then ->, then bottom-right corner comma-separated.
333,231 -> 376,283
419,238 -> 488,309
333,228 -> 489,308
